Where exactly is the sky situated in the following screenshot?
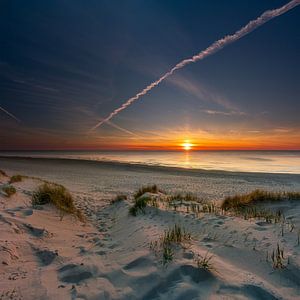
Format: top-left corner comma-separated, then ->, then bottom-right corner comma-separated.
0,0 -> 300,150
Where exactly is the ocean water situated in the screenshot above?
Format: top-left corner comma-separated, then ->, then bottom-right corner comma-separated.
1,150 -> 300,174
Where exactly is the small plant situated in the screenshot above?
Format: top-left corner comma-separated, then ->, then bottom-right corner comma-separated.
129,192 -> 160,216
271,243 -> 286,269
0,170 -> 7,177
129,196 -> 150,216
134,185 -> 160,199
162,245 -> 174,264
9,175 -> 23,184
161,224 -> 191,245
110,194 -> 127,204
195,252 -> 214,270
1,185 -> 16,197
32,183 -> 83,221
150,224 -> 191,265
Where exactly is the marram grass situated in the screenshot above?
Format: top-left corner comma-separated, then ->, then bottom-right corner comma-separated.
221,189 -> 300,210
32,183 -> 84,221
2,185 -> 16,197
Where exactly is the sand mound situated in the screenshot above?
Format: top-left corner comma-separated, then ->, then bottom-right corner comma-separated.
1,167 -> 300,299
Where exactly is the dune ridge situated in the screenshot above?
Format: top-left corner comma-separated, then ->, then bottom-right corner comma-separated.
1,166 -> 300,299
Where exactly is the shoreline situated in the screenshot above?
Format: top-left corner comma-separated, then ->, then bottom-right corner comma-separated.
1,155 -> 300,204
1,155 -> 300,178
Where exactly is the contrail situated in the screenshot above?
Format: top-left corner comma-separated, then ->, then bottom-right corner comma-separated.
91,0 -> 300,131
89,118 -> 139,137
0,105 -> 21,123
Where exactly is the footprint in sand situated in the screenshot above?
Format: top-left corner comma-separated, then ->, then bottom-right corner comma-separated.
23,223 -> 50,238
35,248 -> 58,266
58,264 -> 93,284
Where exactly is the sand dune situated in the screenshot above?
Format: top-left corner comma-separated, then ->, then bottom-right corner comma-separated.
1,161 -> 300,299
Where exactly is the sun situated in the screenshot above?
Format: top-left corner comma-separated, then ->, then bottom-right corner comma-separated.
182,141 -> 193,151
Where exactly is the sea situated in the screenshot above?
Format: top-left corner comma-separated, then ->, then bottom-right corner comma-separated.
0,150 -> 300,174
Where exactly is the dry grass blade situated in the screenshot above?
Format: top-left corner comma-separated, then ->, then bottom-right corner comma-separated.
110,194 -> 127,205
2,185 -> 16,197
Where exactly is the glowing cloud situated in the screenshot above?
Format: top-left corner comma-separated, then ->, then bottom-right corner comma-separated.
91,0 -> 300,131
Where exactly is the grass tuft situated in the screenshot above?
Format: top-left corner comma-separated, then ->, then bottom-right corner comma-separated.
129,196 -> 150,216
221,189 -> 300,211
162,246 -> 174,264
161,224 -> 191,245
169,192 -> 198,202
129,185 -> 162,216
110,194 -> 127,205
134,185 -> 160,199
195,252 -> 214,270
32,183 -> 84,221
2,185 -> 16,197
9,175 -> 23,184
150,224 -> 191,264
271,243 -> 286,269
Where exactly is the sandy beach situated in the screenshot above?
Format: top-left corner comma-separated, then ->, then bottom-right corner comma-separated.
2,0 -> 300,298
1,157 -> 300,299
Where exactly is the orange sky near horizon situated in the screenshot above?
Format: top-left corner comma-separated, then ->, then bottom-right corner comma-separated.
1,124 -> 299,151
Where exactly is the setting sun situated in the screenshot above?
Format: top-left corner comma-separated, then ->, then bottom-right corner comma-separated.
182,141 -> 193,151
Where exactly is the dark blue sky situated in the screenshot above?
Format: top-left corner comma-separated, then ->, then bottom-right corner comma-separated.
0,0 -> 299,150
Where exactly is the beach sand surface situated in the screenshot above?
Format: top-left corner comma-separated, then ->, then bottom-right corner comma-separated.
1,158 -> 300,299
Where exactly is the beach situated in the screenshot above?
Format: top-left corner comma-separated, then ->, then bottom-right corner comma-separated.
1,157 -> 300,299
1,156 -> 300,201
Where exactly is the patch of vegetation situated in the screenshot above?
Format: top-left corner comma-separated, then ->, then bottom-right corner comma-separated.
270,243 -> 287,269
2,185 -> 16,197
0,170 -> 7,177
129,196 -> 150,216
110,194 -> 127,205
161,224 -> 191,245
150,224 -> 191,264
32,183 -> 84,221
162,246 -> 174,264
232,206 -> 284,224
129,185 -> 161,216
134,184 -> 160,199
169,192 -> 199,202
166,193 -> 204,214
195,252 -> 214,270
221,189 -> 300,211
9,175 -> 23,184
201,202 -> 218,214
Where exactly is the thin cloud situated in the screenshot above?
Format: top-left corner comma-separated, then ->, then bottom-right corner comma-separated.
89,118 -> 139,138
167,74 -> 239,111
0,105 -> 21,123
201,109 -> 246,116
